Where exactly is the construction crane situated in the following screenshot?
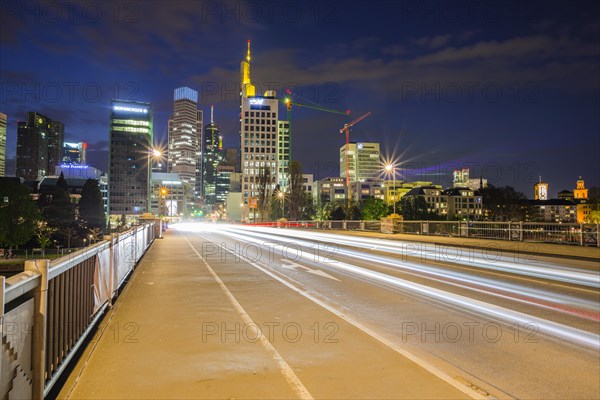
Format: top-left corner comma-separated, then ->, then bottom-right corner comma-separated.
280,96 -> 350,190
340,112 -> 372,198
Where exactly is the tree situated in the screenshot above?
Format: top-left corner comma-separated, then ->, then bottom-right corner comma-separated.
56,172 -> 69,191
79,179 -> 106,232
361,196 -> 390,220
0,179 -> 41,248
345,200 -> 362,220
399,196 -> 439,220
38,181 -> 76,246
478,184 -> 526,221
35,220 -> 56,257
257,167 -> 272,222
288,161 -> 305,220
298,193 -> 317,220
331,205 -> 345,220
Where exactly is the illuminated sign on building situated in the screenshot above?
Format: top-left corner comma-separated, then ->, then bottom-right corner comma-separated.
59,164 -> 89,169
113,106 -> 149,113
248,98 -> 264,105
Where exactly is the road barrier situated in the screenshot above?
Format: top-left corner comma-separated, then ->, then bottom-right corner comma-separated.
1,223 -> 155,399
251,220 -> 599,247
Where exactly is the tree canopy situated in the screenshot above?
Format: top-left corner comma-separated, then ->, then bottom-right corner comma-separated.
0,179 -> 40,248
79,179 -> 106,231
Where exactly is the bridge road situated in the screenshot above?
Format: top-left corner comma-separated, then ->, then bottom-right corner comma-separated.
58,227 -> 474,399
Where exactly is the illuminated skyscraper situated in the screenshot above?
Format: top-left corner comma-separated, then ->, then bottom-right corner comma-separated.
203,106 -> 223,205
0,113 -> 6,176
16,112 -> 64,180
168,87 -> 203,202
48,120 -> 64,172
108,99 -> 153,215
240,41 -> 279,202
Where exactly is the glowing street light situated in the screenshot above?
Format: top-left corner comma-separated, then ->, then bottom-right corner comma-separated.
147,148 -> 163,214
385,163 -> 396,215
277,191 -> 285,218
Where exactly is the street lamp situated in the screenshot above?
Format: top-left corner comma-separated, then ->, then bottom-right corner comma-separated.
160,187 -> 168,217
385,163 -> 396,215
147,148 -> 162,214
278,191 -> 284,219
240,203 -> 247,223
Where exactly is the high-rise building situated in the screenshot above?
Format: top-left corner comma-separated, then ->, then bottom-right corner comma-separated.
168,87 -> 203,202
224,148 -> 240,172
0,113 -> 6,176
215,164 -> 235,205
277,120 -> 290,191
63,141 -> 87,165
339,142 -> 380,183
534,176 -> 549,200
16,112 -> 64,180
108,99 -> 153,216
48,120 -> 64,172
203,106 -> 223,205
240,41 -> 279,202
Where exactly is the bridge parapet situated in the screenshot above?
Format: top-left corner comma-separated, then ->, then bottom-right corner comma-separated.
1,223 -> 155,399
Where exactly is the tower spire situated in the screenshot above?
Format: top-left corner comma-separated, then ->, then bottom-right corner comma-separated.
246,40 -> 251,63
210,105 -> 214,124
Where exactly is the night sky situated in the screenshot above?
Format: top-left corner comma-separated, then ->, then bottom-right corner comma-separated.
1,0 -> 598,197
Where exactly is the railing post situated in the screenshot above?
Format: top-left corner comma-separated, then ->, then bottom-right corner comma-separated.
579,223 -> 584,246
342,220 -> 347,230
360,221 -> 365,230
24,259 -> 49,400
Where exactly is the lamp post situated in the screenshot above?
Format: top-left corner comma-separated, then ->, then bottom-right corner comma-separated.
278,191 -> 284,219
160,187 -> 168,217
147,148 -> 162,214
385,163 -> 396,215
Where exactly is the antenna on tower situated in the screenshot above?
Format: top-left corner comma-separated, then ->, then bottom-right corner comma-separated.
246,40 -> 251,62
210,105 -> 214,124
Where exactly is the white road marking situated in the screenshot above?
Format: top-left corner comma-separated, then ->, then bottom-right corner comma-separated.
281,260 -> 341,282
197,232 -> 488,400
182,234 -> 313,400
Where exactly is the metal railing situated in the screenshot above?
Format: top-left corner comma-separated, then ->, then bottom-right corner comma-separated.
1,223 -> 155,399
263,220 -> 599,247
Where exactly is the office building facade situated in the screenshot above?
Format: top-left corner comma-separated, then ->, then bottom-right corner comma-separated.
0,113 -> 6,176
340,142 -> 380,183
16,112 -> 64,181
168,87 -> 203,201
108,100 -> 153,215
203,106 -> 223,205
240,41 -> 279,202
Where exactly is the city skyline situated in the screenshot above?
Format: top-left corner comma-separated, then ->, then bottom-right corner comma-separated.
0,1 -> 598,196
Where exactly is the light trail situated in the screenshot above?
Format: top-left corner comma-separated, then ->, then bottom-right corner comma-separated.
176,224 -> 600,349
230,225 -> 600,288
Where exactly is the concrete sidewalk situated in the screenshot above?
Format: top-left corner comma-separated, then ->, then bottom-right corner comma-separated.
58,230 -> 475,399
